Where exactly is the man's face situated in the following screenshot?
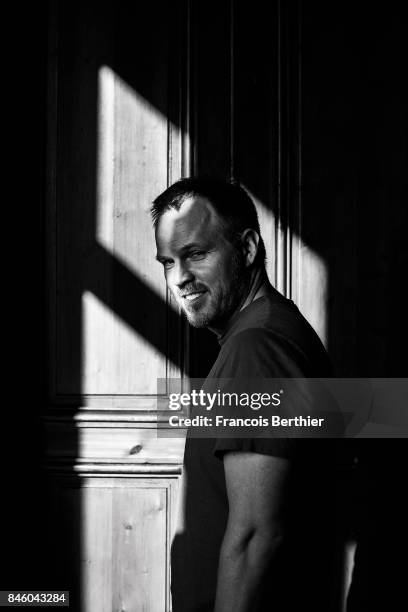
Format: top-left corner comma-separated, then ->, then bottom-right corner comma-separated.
155,196 -> 249,329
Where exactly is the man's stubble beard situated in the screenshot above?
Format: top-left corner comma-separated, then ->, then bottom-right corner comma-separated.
180,252 -> 249,329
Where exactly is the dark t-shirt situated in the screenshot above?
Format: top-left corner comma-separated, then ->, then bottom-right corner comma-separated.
171,290 -> 339,612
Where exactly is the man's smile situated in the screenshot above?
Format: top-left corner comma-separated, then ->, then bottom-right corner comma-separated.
181,290 -> 207,303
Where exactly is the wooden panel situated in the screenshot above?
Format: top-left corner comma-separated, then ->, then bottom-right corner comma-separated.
46,4 -> 187,605
45,478 -> 83,608
51,0 -> 186,402
299,1 -> 408,373
54,0 -> 106,396
112,486 -> 167,612
81,486 -> 113,612
46,422 -> 185,464
188,1 -> 296,374
297,246 -> 329,345
46,477 -> 178,612
192,0 -> 232,178
233,1 -> 279,287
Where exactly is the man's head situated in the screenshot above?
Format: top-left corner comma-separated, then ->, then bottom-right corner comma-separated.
152,177 -> 266,329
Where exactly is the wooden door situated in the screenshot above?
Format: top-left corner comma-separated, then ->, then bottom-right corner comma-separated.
46,1 -> 189,609
45,1 -> 388,609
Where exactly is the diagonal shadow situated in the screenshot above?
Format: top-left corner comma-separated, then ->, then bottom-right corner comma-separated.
85,243 -> 184,370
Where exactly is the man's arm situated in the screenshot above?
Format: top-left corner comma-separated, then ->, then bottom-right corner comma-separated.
214,451 -> 290,612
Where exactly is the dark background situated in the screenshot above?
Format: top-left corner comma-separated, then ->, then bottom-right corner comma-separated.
2,1 -> 407,609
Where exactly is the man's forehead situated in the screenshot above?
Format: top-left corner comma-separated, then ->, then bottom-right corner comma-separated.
155,196 -> 222,247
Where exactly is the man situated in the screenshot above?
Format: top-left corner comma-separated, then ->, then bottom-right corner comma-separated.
152,177 -> 338,612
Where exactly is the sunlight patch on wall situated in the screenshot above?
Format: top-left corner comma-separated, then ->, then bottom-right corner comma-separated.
96,65 -> 170,300
81,290 -> 166,395
96,65 -> 115,256
241,184 -> 276,285
245,191 -> 329,347
241,183 -> 328,347
297,243 -> 328,347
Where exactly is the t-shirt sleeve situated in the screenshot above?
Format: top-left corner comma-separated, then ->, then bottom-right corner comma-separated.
213,436 -> 298,460
213,327 -> 306,378
209,328 -> 304,462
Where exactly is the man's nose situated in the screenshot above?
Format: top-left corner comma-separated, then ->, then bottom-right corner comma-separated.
174,260 -> 194,288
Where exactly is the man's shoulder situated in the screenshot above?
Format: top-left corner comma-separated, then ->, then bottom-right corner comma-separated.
213,326 -> 298,378
222,325 -> 282,359
222,307 -> 315,364
223,293 -> 317,345
226,325 -> 273,347
215,299 -> 332,377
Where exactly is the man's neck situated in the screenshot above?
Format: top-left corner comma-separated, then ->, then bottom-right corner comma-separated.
209,267 -> 272,337
239,267 -> 271,312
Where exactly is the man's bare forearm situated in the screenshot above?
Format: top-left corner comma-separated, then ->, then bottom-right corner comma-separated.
214,526 -> 283,612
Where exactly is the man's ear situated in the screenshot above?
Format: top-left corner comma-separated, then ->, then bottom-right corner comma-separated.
240,228 -> 260,266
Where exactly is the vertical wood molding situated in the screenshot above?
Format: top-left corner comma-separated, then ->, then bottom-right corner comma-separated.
276,0 -> 285,296
291,0 -> 303,307
286,0 -> 328,344
275,0 -> 302,300
229,0 -> 235,181
289,0 -> 303,306
167,0 -> 191,383
182,0 -> 193,179
46,0 -> 59,404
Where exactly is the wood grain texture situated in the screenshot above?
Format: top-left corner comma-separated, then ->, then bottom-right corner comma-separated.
46,477 -> 179,612
112,487 -> 167,612
46,422 -> 185,464
81,486 -> 113,612
50,1 -> 185,402
45,4 -> 188,610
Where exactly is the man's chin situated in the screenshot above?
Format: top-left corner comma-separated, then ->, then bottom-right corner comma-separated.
185,311 -> 211,328
179,304 -> 213,328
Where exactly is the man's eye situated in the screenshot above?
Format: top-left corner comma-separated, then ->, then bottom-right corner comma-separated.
161,260 -> 173,269
188,251 -> 206,260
